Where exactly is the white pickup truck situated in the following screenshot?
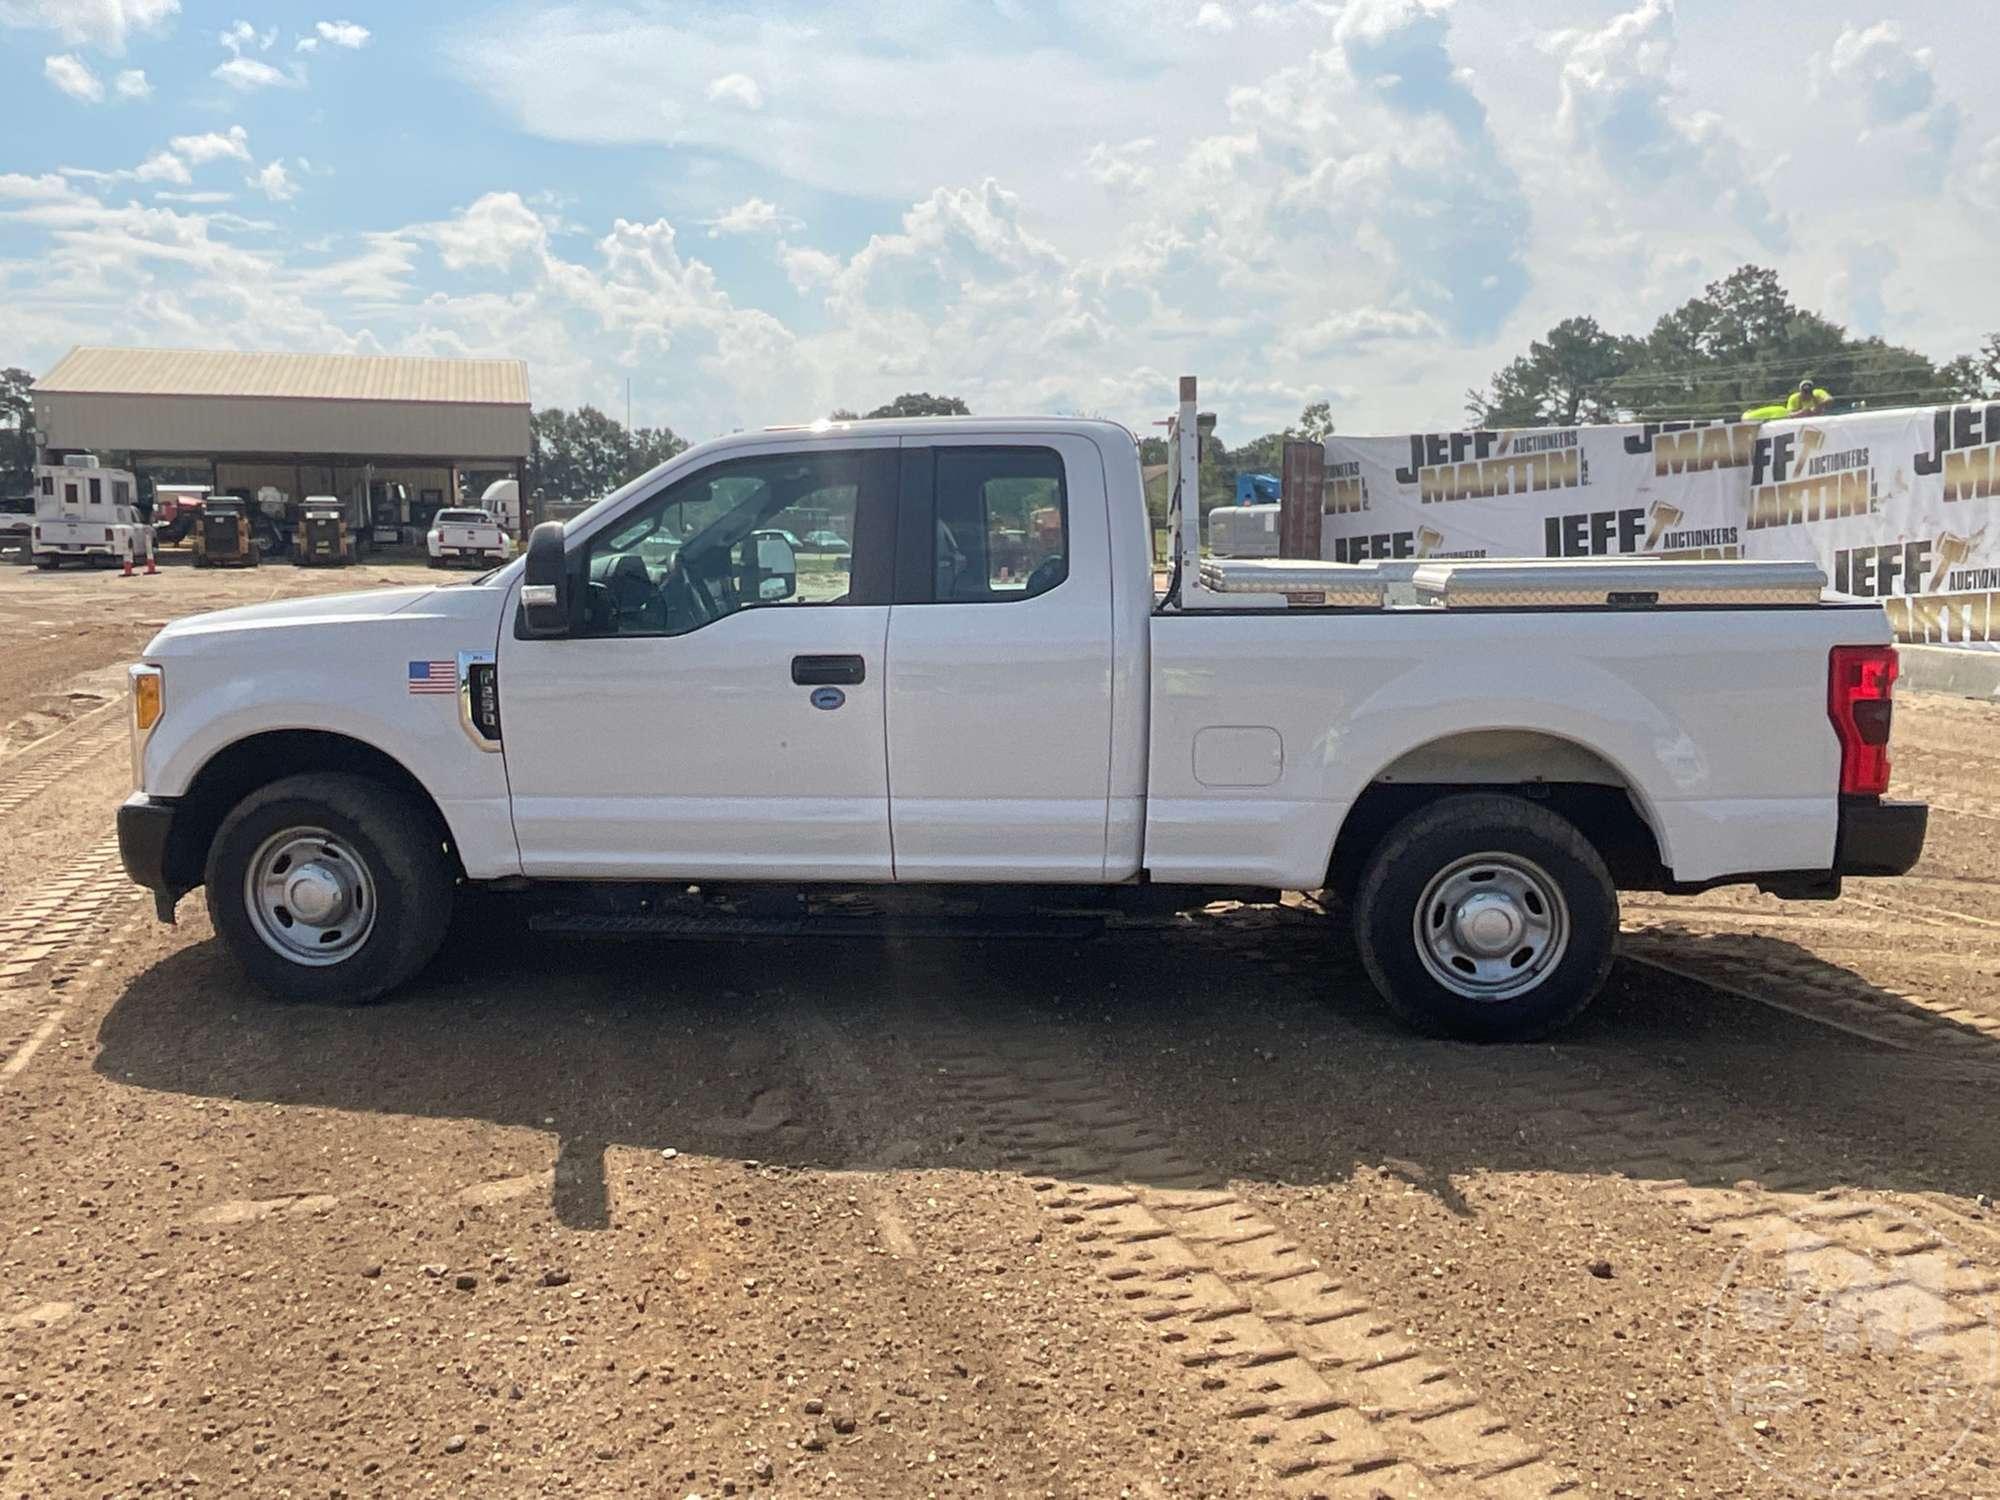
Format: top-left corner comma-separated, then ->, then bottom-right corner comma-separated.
118,379 -> 1926,1040
31,457 -> 154,570
426,507 -> 514,567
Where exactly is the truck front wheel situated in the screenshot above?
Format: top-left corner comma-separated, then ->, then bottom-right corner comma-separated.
1351,794 -> 1617,1042
204,773 -> 454,1004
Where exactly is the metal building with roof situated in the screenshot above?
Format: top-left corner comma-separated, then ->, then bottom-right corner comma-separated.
30,346 -> 532,547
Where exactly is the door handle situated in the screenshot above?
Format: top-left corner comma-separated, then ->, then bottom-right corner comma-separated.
791,654 -> 866,686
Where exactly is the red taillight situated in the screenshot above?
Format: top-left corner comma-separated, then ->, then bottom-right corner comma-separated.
1829,645 -> 1897,796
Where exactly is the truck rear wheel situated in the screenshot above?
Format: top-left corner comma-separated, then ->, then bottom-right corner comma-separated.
204,773 -> 454,1005
1351,793 -> 1617,1042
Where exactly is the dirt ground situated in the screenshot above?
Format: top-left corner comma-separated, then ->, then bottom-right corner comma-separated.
1,551 -> 1997,1499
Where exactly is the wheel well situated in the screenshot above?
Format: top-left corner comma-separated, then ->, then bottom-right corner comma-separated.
1330,781 -> 1667,898
164,730 -> 459,892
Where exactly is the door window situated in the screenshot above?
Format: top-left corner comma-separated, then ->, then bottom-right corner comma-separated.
931,447 -> 1067,602
578,448 -> 890,637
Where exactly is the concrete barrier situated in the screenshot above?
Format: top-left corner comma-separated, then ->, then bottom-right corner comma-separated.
1898,645 -> 2000,702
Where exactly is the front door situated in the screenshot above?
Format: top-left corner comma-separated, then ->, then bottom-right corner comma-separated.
499,440 -> 899,880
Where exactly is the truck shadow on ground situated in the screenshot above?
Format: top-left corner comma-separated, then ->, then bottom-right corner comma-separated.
93,902 -> 2000,1230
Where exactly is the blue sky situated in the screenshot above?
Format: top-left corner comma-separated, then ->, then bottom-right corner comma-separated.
4,0 -> 1998,443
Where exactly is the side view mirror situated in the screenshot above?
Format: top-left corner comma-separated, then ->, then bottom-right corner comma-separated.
739,531 -> 797,602
519,521 -> 571,637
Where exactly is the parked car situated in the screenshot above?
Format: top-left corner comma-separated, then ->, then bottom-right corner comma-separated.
426,508 -> 514,567
803,529 -> 851,554
30,456 -> 154,570
118,378 -> 1926,1041
0,494 -> 33,551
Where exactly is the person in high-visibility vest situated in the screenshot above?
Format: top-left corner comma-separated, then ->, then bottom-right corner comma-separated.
1786,377 -> 1832,414
1743,377 -> 1832,422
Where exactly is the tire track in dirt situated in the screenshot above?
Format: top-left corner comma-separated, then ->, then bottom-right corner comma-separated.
1477,1061 -> 2000,1400
1896,782 -> 2000,825
0,840 -> 147,1079
810,1003 -> 1580,1500
0,710 -> 127,821
1621,926 -> 2000,1065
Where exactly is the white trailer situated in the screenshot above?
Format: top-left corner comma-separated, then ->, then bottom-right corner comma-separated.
31,456 -> 154,570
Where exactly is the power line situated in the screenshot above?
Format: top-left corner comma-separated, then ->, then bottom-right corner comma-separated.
1618,387 -> 1969,419
1594,352 -> 1950,392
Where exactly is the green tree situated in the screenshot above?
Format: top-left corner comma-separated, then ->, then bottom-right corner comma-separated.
863,393 -> 970,418
0,367 -> 34,492
1297,400 -> 1335,442
1467,316 -> 1636,427
1471,266 -> 1971,425
1939,333 -> 2000,400
527,405 -> 687,501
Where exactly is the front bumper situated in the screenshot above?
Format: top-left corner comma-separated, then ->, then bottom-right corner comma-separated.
117,793 -> 186,922
1835,796 -> 1929,878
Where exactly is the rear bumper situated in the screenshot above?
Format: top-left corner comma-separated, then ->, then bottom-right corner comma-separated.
1834,796 -> 1928,878
117,793 -> 186,922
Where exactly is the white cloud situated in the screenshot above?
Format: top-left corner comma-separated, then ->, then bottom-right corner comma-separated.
705,72 -> 763,110
171,126 -> 251,164
153,189 -> 235,204
133,150 -> 190,185
1546,0 -> 1787,252
0,172 -> 73,200
1824,241 -> 1897,336
44,53 -> 104,103
320,18 -> 367,47
0,0 -> 178,53
1813,21 -> 1961,189
780,244 -> 841,294
703,197 -> 797,237
219,19 -> 276,53
214,56 -> 303,91
1083,137 -> 1155,194
423,191 -> 551,272
114,67 -> 150,99
1974,137 -> 2000,213
1283,306 -> 1446,353
249,160 -> 298,202
1194,3 -> 1233,33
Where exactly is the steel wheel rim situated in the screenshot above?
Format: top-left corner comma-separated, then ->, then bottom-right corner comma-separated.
243,826 -> 378,967
1412,851 -> 1569,1003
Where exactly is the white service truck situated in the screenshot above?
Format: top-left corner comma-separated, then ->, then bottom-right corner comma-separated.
118,379 -> 1927,1040
427,507 -> 514,567
31,455 -> 154,570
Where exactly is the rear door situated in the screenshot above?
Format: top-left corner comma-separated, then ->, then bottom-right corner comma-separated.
884,435 -> 1117,879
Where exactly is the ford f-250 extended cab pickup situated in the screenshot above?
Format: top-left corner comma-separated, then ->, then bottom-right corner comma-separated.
117,378 -> 1927,1040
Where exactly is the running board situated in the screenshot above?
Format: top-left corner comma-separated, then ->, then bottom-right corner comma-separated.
527,909 -> 1106,941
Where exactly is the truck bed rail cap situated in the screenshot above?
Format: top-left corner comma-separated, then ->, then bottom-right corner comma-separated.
1411,558 -> 1827,608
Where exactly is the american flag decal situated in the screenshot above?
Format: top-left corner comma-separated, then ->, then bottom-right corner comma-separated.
407,659 -> 456,695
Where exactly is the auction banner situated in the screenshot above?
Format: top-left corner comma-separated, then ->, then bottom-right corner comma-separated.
1741,404 -> 2000,651
1319,419 -> 1757,566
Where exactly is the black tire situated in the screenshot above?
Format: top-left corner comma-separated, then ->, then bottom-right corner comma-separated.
204,772 -> 455,1005
32,554 -> 57,570
1350,793 -> 1617,1042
